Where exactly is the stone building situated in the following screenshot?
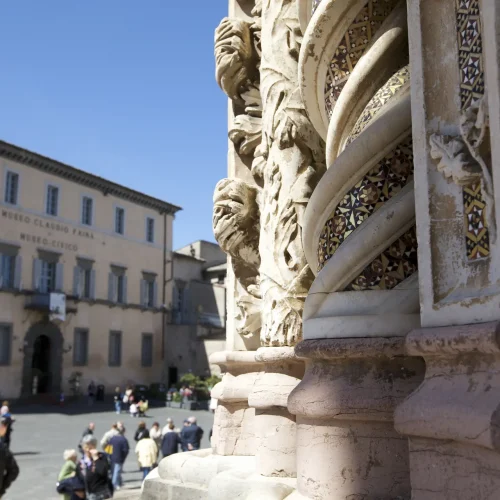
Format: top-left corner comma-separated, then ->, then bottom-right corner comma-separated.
143,0 -> 500,499
165,240 -> 227,383
0,140 -> 180,400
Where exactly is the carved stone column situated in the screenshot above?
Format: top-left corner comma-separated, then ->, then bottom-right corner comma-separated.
394,323 -> 500,500
210,351 -> 263,457
288,338 -> 423,499
248,348 -> 304,477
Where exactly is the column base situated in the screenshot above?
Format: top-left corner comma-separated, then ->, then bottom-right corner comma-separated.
395,322 -> 500,500
289,337 -> 424,499
141,450 -> 298,500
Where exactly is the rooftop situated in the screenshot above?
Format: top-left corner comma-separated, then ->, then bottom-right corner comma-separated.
0,140 -> 182,215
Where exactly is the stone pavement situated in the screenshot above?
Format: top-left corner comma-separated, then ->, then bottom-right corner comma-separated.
3,401 -> 214,500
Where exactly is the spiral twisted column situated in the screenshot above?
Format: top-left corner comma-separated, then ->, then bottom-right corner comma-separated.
286,0 -> 425,498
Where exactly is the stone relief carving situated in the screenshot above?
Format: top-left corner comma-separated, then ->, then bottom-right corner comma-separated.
213,0 -> 325,346
429,95 -> 496,243
429,134 -> 482,185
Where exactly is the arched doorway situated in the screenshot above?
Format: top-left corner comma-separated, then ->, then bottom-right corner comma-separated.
21,321 -> 63,397
32,335 -> 51,393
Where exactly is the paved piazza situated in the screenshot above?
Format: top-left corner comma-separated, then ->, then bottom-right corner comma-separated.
4,403 -> 214,500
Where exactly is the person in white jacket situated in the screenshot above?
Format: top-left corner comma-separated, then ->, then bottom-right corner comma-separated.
135,436 -> 158,480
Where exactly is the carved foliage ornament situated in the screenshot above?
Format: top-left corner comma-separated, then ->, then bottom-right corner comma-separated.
429,95 -> 496,244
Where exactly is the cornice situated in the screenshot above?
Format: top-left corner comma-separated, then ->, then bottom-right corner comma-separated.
0,140 -> 182,215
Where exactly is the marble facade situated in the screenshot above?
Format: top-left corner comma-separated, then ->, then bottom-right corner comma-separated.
142,0 -> 500,498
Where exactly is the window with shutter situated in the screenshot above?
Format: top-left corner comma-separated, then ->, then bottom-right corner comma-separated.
46,185 -> 59,216
141,333 -> 153,367
0,255 -> 15,289
146,217 -> 155,243
81,196 -> 93,226
73,328 -> 89,366
4,171 -> 19,205
108,331 -> 122,367
114,207 -> 125,234
0,324 -> 12,365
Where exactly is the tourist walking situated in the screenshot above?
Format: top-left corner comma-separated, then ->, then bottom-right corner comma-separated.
135,435 -> 157,480
109,426 -> 129,492
80,434 -> 113,499
57,449 -> 78,500
0,418 -> 18,498
149,422 -> 162,464
100,423 -> 119,454
113,387 -> 122,414
161,422 -> 181,458
134,421 -> 149,442
181,416 -> 204,451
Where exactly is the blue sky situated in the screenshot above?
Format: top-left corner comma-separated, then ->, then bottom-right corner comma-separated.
0,1 -> 229,249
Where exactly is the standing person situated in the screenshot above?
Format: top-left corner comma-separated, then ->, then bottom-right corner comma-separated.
161,423 -> 181,458
134,421 -> 149,442
87,381 -> 96,406
161,418 -> 174,436
124,386 -> 133,409
179,419 -> 190,452
109,427 -> 129,492
80,434 -> 112,500
57,450 -> 78,500
182,417 -> 204,451
149,422 -> 162,465
134,435 -> 157,480
100,423 -> 119,454
113,387 -> 122,414
78,422 -> 95,456
0,417 -> 18,498
0,406 -> 13,449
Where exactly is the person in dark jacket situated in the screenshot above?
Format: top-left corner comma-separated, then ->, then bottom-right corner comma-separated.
0,422 -> 19,498
109,427 -> 129,491
80,435 -> 112,500
78,422 -> 95,456
180,416 -> 204,451
0,414 -> 13,450
161,423 -> 181,457
134,421 -> 149,442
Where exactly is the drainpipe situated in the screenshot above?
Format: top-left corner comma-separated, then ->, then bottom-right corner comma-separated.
162,212 -> 175,385
162,211 -> 167,362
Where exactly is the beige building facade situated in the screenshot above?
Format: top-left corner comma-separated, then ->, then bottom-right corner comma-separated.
166,240 -> 226,382
0,140 -> 180,400
143,0 -> 500,499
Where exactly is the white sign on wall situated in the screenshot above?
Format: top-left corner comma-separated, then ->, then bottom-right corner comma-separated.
49,293 -> 66,322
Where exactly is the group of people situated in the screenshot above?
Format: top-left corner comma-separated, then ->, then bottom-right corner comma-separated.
0,402 -> 19,498
113,386 -> 149,417
57,415 -> 204,499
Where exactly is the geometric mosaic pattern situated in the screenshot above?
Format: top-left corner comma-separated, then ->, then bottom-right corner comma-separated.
318,136 -> 414,270
345,66 -> 410,148
455,0 -> 489,260
456,0 -> 484,109
344,227 -> 418,291
464,182 -> 490,259
324,0 -> 400,118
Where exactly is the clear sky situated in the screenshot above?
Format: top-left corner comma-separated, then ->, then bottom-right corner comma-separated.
0,1 -> 229,249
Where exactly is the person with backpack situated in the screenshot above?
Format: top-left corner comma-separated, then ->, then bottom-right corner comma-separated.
108,427 -> 129,492
0,417 -> 19,498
